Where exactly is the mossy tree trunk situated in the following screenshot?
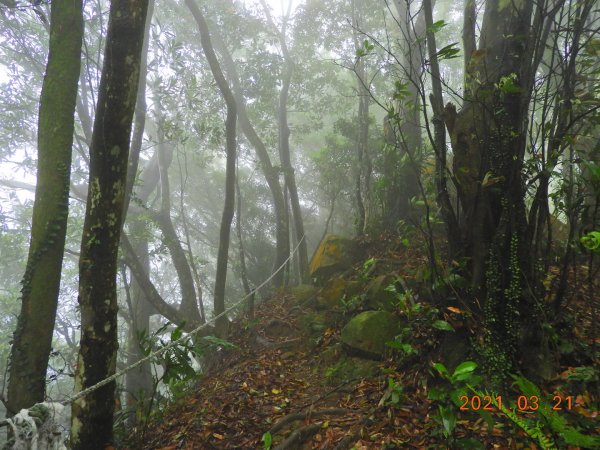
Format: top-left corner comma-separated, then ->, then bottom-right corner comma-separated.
437,0 -> 540,378
123,0 -> 155,425
7,0 -> 83,416
70,1 -> 149,448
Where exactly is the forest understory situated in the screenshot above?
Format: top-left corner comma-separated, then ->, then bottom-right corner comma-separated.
1,0 -> 599,449
126,235 -> 600,450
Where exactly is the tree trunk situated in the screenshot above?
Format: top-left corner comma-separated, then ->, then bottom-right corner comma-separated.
124,220 -> 153,425
236,166 -> 254,318
351,0 -> 370,234
440,0 -> 538,379
70,1 -> 149,448
191,9 -> 289,287
122,0 -> 155,425
185,0 -> 237,338
383,0 -> 429,228
258,0 -> 309,283
423,0 -> 460,257
7,0 -> 83,416
152,94 -> 202,324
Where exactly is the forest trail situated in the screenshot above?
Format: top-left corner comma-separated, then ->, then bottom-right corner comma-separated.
129,290 -> 449,449
126,237 -> 555,450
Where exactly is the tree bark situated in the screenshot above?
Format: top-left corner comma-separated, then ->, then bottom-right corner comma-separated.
351,0 -> 369,234
440,0 -> 539,378
423,0 -> 460,257
122,0 -> 155,426
259,0 -> 310,283
70,1 -> 149,448
194,10 -> 289,287
185,0 -> 237,337
7,0 -> 83,416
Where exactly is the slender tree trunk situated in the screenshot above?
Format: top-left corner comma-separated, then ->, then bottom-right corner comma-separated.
124,220 -> 153,425
278,53 -> 309,283
235,167 -> 254,318
259,0 -> 309,282
351,0 -> 370,233
423,0 -> 460,256
186,0 -> 237,337
153,95 -> 202,323
191,6 -> 289,287
71,1 -> 149,447
7,0 -> 83,416
384,0 -> 430,227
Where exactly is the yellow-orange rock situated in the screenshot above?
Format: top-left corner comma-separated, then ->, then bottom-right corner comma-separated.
309,235 -> 360,282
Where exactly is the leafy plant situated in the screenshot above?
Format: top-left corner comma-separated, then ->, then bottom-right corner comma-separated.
470,385 -> 555,450
580,230 -> 600,253
429,361 -> 488,447
512,375 -> 600,448
261,431 -> 272,450
379,378 -> 405,407
340,293 -> 364,313
468,375 -> 600,449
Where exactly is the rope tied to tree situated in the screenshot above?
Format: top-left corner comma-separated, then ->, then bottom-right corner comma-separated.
66,234 -> 306,406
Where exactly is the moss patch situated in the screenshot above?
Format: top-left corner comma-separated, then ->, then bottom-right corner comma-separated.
341,310 -> 400,360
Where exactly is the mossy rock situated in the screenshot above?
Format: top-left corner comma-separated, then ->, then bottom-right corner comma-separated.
290,284 -> 318,302
341,310 -> 400,360
316,276 -> 347,309
309,235 -> 361,283
300,310 -> 328,336
364,274 -> 399,311
325,355 -> 380,385
318,342 -> 344,366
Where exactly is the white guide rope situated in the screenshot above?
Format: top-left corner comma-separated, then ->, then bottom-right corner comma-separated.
66,234 -> 305,405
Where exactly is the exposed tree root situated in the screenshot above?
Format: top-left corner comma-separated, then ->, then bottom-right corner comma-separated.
273,423 -> 321,450
333,434 -> 357,450
269,408 -> 350,435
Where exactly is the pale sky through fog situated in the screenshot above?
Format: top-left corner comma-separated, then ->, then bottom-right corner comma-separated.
0,0 -> 303,187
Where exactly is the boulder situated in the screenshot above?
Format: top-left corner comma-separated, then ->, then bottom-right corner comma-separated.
316,276 -> 346,309
324,355 -> 380,385
309,235 -> 360,282
364,274 -> 399,311
341,310 -> 400,360
290,284 -> 318,302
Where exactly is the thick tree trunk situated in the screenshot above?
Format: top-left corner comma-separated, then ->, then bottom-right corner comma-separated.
7,0 -> 83,416
440,0 -> 538,378
122,0 -> 155,425
71,1 -> 149,448
123,0 -> 154,221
